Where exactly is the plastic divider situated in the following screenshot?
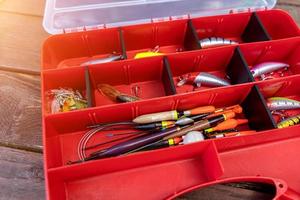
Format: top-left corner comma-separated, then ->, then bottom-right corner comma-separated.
241,12 -> 271,42
84,66 -> 93,107
184,19 -> 201,50
162,57 -> 177,95
226,47 -> 255,84
46,140 -> 223,200
119,27 -> 128,60
256,10 -> 300,40
241,85 -> 277,131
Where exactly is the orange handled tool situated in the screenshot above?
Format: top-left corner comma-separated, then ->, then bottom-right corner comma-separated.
205,118 -> 248,133
183,106 -> 216,116
207,105 -> 243,118
224,131 -> 257,137
209,130 -> 257,138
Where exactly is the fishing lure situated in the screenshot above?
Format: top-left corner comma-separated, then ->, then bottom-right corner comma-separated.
175,114 -> 209,126
267,97 -> 300,111
250,62 -> 289,79
48,88 -> 87,113
205,119 -> 249,133
199,37 -> 238,49
135,121 -> 175,130
182,131 -> 205,144
132,106 -> 215,124
134,46 -> 164,59
177,72 -> 231,88
134,52 -> 164,59
277,114 -> 300,128
206,105 -> 243,118
138,137 -> 183,151
98,84 -> 140,103
80,54 -> 123,66
84,126 -> 181,160
163,112 -> 235,140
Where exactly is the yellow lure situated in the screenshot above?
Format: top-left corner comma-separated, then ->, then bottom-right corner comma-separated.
134,52 -> 164,59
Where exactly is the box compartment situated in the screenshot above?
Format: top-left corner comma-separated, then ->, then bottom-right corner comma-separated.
43,84 -> 274,169
122,20 -> 199,59
191,12 -> 271,48
42,67 -> 91,114
42,28 -> 124,70
46,140 -> 223,200
257,76 -> 300,127
88,56 -> 176,107
240,38 -> 300,81
166,46 -> 253,94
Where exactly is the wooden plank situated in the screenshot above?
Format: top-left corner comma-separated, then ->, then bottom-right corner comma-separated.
278,0 -> 300,6
175,184 -> 274,200
0,12 -> 49,72
0,0 -> 45,16
0,70 -> 42,152
0,146 -> 44,200
276,3 -> 300,25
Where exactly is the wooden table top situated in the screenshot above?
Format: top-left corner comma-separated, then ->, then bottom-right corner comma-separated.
0,0 -> 299,199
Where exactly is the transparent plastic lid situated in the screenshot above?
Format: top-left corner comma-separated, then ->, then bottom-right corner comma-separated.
43,0 -> 277,34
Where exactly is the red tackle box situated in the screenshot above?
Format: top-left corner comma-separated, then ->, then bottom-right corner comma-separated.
42,0 -> 300,199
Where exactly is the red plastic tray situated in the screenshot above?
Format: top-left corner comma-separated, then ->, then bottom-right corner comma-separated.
42,9 -> 300,199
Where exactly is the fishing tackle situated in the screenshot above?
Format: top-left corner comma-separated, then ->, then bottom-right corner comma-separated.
199,37 -> 238,49
206,105 -> 243,119
208,131 -> 257,138
84,128 -> 160,153
47,88 -> 87,113
250,62 -> 289,79
80,54 -> 123,66
267,97 -> 300,111
76,121 -> 139,161
89,121 -> 172,131
183,105 -> 216,116
214,104 -> 243,113
131,85 -> 141,97
205,119 -> 249,133
177,72 -> 231,88
132,106 -> 215,124
277,114 -> 300,128
271,110 -> 287,121
98,84 -> 140,103
182,131 -> 205,144
180,109 -> 239,126
175,114 -> 209,126
84,126 -> 182,160
134,46 -> 164,59
78,112 -> 233,161
163,111 -> 235,140
138,137 -> 183,151
135,121 -> 175,130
